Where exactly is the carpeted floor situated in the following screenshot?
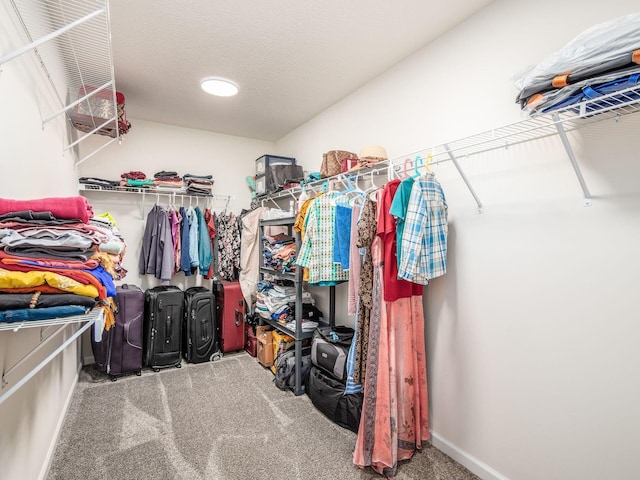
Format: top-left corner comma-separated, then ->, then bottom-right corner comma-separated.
48,352 -> 479,480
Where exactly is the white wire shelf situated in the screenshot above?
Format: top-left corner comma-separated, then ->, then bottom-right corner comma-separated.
1,0 -> 121,165
0,307 -> 102,332
78,183 -> 233,201
396,82 -> 640,166
0,308 -> 102,406
264,82 -> 640,210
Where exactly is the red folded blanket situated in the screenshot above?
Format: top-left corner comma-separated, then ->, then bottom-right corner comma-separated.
0,196 -> 93,223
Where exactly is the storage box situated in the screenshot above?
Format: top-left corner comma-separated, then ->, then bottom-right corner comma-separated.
245,324 -> 257,357
255,174 -> 267,196
257,330 -> 274,367
255,165 -> 304,196
70,85 -> 131,138
256,154 -> 296,176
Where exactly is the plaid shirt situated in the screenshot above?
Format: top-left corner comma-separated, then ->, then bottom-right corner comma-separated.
397,173 -> 448,284
296,193 -> 349,285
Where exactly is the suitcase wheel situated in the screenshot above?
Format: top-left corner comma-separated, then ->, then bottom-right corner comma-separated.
153,368 -> 160,373
110,375 -> 117,382
136,370 -> 142,376
210,352 -> 223,362
176,363 -> 182,369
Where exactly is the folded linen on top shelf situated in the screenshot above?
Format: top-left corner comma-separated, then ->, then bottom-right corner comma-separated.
0,196 -> 93,223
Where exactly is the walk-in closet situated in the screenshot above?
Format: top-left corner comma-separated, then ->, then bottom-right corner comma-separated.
1,1 -> 639,479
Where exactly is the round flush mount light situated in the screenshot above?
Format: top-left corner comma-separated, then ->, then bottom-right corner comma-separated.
201,78 -> 239,97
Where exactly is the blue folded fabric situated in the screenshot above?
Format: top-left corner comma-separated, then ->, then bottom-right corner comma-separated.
333,205 -> 352,269
0,305 -> 88,323
543,72 -> 640,113
83,265 -> 116,298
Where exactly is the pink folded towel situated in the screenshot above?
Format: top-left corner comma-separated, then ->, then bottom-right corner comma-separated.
0,196 -> 93,223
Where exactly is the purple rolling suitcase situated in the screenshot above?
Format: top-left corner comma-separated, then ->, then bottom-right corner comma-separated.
91,284 -> 144,380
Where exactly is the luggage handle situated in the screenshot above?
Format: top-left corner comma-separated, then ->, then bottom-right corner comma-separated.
235,309 -> 242,327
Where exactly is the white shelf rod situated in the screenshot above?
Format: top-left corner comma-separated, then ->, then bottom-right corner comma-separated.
2,324 -> 67,387
42,80 -> 113,126
0,316 -> 96,407
0,8 -> 105,66
74,136 -> 119,167
551,113 -> 593,207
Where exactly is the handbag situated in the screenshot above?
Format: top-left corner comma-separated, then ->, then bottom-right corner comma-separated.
321,150 -> 358,178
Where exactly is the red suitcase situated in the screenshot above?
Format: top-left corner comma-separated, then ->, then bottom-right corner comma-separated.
213,280 -> 245,353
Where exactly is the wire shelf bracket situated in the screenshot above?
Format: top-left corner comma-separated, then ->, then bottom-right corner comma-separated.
1,0 -> 122,165
0,309 -> 103,407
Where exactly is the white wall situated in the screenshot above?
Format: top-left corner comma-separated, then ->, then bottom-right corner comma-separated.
0,5 -> 86,480
78,118 -> 274,294
276,1 -> 640,479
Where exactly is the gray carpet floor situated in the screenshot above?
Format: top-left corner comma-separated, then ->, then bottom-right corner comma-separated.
48,352 -> 479,480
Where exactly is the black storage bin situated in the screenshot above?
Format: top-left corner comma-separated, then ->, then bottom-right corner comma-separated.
255,154 -> 296,176
306,366 -> 363,432
259,164 -> 304,195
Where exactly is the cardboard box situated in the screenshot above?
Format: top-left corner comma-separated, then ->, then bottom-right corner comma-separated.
257,330 -> 274,367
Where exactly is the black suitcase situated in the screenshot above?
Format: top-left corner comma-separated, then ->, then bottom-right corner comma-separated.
144,286 -> 184,371
183,286 -> 222,363
306,366 -> 363,433
91,284 -> 144,380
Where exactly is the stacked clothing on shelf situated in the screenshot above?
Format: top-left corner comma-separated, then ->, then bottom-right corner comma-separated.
79,171 -> 217,196
263,233 -> 296,273
120,171 -> 153,188
255,279 -> 319,331
0,196 -> 124,327
184,174 -> 214,196
152,171 -> 185,192
514,13 -> 640,114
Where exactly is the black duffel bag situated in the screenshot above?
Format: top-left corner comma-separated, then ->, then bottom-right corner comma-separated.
306,366 -> 363,432
311,326 -> 354,382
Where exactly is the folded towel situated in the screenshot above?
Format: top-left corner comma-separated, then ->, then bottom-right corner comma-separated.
0,196 -> 93,223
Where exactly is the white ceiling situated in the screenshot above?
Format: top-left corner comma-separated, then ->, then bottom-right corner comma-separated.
109,0 -> 494,141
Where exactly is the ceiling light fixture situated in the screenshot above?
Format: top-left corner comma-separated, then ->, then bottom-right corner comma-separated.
200,78 -> 239,97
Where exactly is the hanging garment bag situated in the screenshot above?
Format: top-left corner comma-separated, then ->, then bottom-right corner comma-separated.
183,286 -> 221,363
144,286 -> 184,371
212,280 -> 245,353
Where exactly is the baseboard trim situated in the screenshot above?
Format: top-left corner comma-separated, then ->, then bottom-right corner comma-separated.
38,363 -> 82,480
430,431 -> 510,480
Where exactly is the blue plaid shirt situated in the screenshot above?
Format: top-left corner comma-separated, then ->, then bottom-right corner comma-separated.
397,173 -> 448,284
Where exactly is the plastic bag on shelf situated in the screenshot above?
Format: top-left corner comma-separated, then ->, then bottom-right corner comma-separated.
513,13 -> 640,103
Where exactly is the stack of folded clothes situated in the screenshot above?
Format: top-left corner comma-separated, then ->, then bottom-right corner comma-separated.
255,280 -> 314,325
514,13 -> 640,115
152,171 -> 185,192
0,196 -> 123,328
120,171 -> 153,188
79,177 -> 121,189
263,234 -> 296,273
184,174 -> 214,196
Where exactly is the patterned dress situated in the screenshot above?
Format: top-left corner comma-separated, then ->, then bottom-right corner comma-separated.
215,212 -> 241,281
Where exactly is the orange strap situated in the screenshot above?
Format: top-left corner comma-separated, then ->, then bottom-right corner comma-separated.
552,74 -> 569,88
633,50 -> 640,65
